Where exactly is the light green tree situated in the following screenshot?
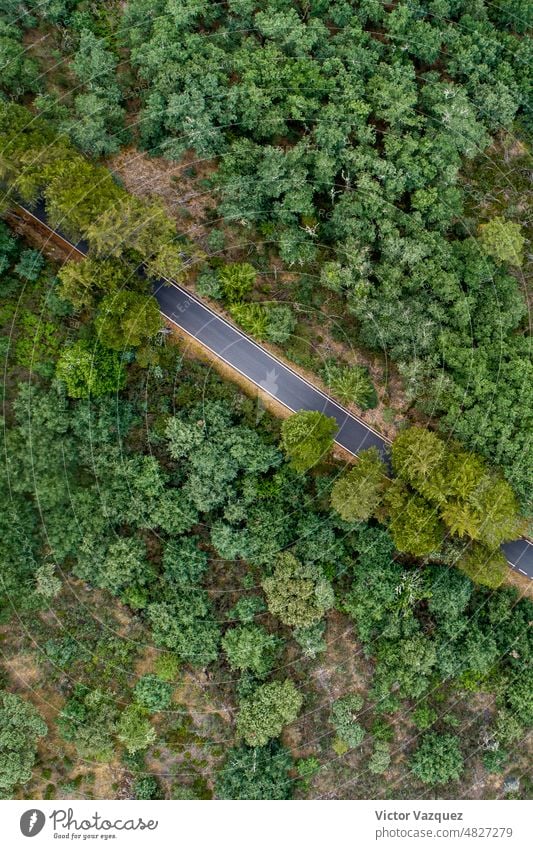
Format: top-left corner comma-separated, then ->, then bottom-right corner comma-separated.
331,447 -> 388,521
95,291 -> 162,351
219,262 -> 256,302
236,679 -> 303,747
55,340 -> 126,398
281,410 -> 337,472
478,217 -> 524,266
262,552 -> 333,628
117,704 -> 156,754
385,481 -> 444,556
330,694 -> 365,749
0,692 -> 47,793
222,625 -> 282,679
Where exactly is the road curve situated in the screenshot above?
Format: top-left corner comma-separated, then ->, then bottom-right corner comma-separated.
12,201 -> 533,579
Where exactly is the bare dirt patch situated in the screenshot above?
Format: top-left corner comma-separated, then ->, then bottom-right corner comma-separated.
108,147 -> 219,245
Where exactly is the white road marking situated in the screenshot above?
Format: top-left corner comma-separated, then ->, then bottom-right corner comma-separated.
14,204 -> 533,579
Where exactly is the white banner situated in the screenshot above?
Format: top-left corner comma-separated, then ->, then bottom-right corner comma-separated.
1,799 -> 530,849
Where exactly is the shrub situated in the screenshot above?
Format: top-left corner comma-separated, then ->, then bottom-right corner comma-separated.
218,262 -> 256,302
410,733 -> 464,785
134,675 -> 173,712
322,363 -> 378,409
330,694 -> 365,749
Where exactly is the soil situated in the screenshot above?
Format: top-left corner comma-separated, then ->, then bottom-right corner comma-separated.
108,147 -> 219,246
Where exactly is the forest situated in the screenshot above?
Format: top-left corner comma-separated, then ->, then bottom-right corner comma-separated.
0,0 -> 531,802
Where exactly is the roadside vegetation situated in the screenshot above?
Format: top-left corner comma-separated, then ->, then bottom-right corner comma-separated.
1,223 -> 532,800
0,0 -> 531,802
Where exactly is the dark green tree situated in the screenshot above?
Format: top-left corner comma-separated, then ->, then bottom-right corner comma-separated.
216,742 -> 294,800
410,733 -> 464,785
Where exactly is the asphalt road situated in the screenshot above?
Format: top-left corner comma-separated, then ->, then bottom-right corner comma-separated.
154,280 -> 389,459
13,201 -> 533,579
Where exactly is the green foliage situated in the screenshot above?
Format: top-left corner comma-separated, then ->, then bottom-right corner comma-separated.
14,249 -> 45,282
134,675 -> 173,712
87,194 -> 183,267
322,363 -> 377,409
264,304 -> 296,344
44,156 -> 124,239
505,669 -> 533,727
229,302 -> 268,338
457,544 -> 507,589
64,94 -> 128,158
0,691 -> 47,793
0,102 -> 185,279
55,340 -> 126,398
117,704 -> 156,754
57,686 -> 118,761
196,268 -> 222,300
410,733 -> 464,786
330,694 -> 365,749
165,398 -> 281,515
412,704 -> 438,731
281,410 -> 337,472
236,679 -> 303,747
216,742 -> 294,800
368,741 -> 391,775
99,537 -> 154,601
219,262 -> 256,303
371,718 -> 395,744
57,257 -> 133,312
293,620 -> 326,659
342,526 -> 400,643
15,310 -> 63,374
296,756 -> 320,782
388,427 -> 525,567
60,28 -> 129,156
95,291 -> 162,352
262,552 -> 333,628
0,20 -> 39,97
133,775 -> 162,799
478,217 -> 525,266
163,537 -> 208,589
228,596 -> 266,625
373,633 -> 437,701
148,589 -> 220,668
483,748 -> 508,774
330,447 -> 388,522
385,481 -> 444,557
154,653 -> 180,683
222,625 -> 282,679
35,563 -> 62,599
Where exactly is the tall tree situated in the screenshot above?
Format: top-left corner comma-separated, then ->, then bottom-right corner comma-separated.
410,733 -> 464,785
0,692 -> 47,793
330,447 -> 388,521
281,410 -> 337,472
216,742 -> 294,800
262,552 -> 333,628
236,679 -> 303,747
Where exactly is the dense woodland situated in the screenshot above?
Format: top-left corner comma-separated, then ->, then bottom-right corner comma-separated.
0,0 -> 531,800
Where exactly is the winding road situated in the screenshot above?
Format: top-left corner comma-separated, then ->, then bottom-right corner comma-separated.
12,201 -> 533,579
